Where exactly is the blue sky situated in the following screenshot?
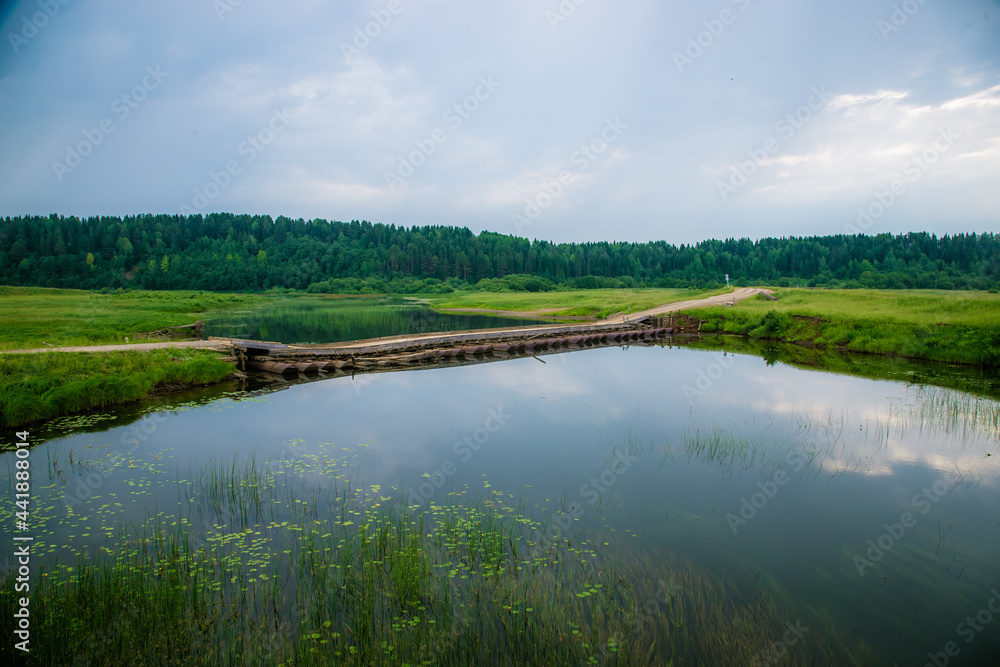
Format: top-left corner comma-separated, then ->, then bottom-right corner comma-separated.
1,0 -> 997,244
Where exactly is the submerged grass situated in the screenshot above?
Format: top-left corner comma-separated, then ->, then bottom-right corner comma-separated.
905,385 -> 1000,444
0,348 -> 234,427
680,426 -> 771,472
670,424 -> 830,482
1,453 -> 828,666
871,385 -> 1000,453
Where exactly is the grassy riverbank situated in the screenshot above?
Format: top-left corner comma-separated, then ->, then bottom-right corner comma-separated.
689,288 -> 1000,366
0,286 -> 263,349
0,286 -> 731,427
0,349 -> 235,427
0,287 -> 260,427
3,286 -> 996,427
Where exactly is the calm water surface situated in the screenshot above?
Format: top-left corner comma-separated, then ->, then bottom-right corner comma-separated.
202,295 -> 550,343
4,343 -> 1000,664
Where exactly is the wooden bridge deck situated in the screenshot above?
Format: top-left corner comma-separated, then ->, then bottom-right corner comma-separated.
211,288 -> 768,375
216,313 -> 684,376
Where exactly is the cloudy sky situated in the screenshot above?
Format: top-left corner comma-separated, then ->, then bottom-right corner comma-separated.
1,0 -> 998,244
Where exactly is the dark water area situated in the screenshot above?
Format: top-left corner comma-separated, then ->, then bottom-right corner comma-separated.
4,341 -> 1000,664
201,295 -> 551,343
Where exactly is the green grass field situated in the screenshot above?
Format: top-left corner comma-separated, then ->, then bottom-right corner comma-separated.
690,288 -> 1000,365
3,285 -> 996,426
428,287 -> 730,319
0,286 -> 264,349
0,287 -> 255,426
0,348 -> 235,427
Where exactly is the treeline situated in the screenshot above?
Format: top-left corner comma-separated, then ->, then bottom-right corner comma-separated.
1,214 -> 998,292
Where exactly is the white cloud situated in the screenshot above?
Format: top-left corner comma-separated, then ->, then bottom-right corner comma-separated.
827,89 -> 911,111
0,0 -> 996,241
724,84 -> 1000,208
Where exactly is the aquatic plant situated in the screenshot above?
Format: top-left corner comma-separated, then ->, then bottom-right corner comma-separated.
0,455 -> 831,666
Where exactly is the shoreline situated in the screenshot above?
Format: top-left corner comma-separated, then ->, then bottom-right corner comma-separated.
4,327 -> 996,431
3,287 -> 997,428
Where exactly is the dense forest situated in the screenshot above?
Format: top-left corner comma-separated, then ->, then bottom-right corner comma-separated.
1,214 -> 997,293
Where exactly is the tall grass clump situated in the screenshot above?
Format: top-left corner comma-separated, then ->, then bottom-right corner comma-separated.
892,385 -> 1000,447
0,458 -> 833,666
680,426 -> 770,472
0,349 -> 234,427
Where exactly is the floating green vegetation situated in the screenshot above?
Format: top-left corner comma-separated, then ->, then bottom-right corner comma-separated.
1,452 -> 833,666
38,412 -> 120,432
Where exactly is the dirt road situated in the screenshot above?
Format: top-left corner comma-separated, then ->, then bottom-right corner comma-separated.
1,340 -> 230,355
606,287 -> 771,323
436,287 -> 769,325
277,287 -> 773,351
